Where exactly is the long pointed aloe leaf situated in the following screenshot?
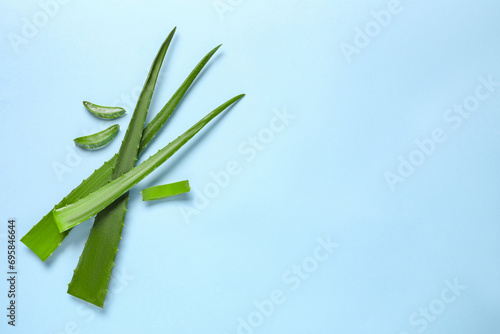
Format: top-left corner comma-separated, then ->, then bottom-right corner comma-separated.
21,37 -> 220,262
74,124 -> 120,150
139,44 -> 221,153
21,27 -> 175,261
64,25 -> 177,308
55,94 -> 244,232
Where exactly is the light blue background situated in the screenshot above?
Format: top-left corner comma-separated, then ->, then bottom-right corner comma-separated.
1,0 -> 500,333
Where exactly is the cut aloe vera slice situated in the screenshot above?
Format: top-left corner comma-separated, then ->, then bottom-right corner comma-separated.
141,180 -> 191,201
73,124 -> 120,150
83,101 -> 126,119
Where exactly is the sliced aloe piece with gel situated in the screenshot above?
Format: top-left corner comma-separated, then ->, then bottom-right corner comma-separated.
141,180 -> 190,201
21,35 -> 221,262
54,94 -> 244,233
73,124 -> 120,150
83,101 -> 126,119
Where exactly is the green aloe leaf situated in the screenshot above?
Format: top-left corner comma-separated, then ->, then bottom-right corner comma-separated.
83,101 -> 126,119
63,25 -> 177,309
139,44 -> 222,153
21,34 -> 220,262
54,94 -> 244,233
73,124 -> 120,150
141,180 -> 190,201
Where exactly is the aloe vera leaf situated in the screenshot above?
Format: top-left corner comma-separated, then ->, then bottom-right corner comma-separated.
73,124 -> 120,150
66,26 -> 178,307
21,32 -> 219,262
141,180 -> 190,201
83,101 -> 126,119
139,44 -> 222,153
21,28 -> 176,261
55,94 -> 244,232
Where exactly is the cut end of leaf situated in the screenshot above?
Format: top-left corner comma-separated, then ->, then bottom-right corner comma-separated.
67,285 -> 105,308
141,180 -> 191,201
53,206 -> 83,233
